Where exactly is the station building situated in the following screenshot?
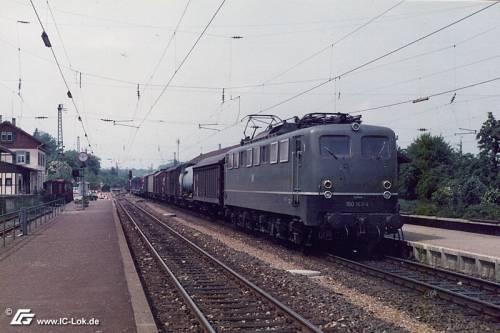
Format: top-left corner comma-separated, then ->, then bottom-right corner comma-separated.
0,117 -> 47,196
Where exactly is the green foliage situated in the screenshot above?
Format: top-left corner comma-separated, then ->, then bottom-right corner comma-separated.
482,187 -> 500,205
449,176 -> 486,206
46,160 -> 72,181
476,112 -> 500,184
61,150 -> 101,176
398,113 -> 499,220
33,130 -> 58,161
431,186 -> 452,206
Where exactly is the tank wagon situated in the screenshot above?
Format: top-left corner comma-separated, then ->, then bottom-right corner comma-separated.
131,113 -> 402,249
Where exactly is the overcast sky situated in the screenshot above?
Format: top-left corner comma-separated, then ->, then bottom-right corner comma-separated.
1,0 -> 499,168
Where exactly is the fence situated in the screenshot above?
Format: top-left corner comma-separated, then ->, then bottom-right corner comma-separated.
0,198 -> 65,248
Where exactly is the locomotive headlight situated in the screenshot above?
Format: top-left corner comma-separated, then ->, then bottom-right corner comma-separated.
383,180 -> 392,190
322,179 -> 333,189
324,191 -> 333,199
351,122 -> 360,131
383,191 -> 392,200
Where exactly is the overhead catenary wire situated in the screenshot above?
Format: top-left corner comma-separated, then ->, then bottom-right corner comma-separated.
29,0 -> 94,152
46,0 -> 72,68
351,75 -> 500,114
257,1 -> 499,115
126,0 -> 228,157
262,1 -> 405,85
132,0 -> 192,121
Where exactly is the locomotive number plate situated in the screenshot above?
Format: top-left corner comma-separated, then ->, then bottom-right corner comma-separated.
346,201 -> 369,207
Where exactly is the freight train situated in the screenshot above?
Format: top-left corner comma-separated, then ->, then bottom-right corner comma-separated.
131,113 -> 402,250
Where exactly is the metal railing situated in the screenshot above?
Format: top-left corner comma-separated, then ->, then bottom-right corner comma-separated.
0,198 -> 65,248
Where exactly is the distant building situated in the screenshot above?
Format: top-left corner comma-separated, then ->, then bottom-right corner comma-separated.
0,117 -> 47,195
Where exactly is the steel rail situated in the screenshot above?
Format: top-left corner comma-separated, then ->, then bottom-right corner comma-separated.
384,256 -> 500,294
116,200 -> 216,333
123,198 -> 323,333
326,254 -> 500,319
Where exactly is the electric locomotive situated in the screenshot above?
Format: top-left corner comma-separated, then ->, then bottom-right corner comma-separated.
223,113 -> 401,248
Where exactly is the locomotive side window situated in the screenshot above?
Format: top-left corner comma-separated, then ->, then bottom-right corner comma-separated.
362,136 -> 391,159
261,145 -> 270,164
253,147 -> 260,166
319,135 -> 350,158
240,150 -> 246,167
246,149 -> 253,167
234,152 -> 239,168
270,142 -> 278,164
227,154 -> 233,169
279,139 -> 289,162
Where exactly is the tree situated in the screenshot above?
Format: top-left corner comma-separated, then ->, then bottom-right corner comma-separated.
33,130 -> 58,161
477,112 -> 499,184
61,150 -> 101,176
399,134 -> 454,200
46,160 -> 72,181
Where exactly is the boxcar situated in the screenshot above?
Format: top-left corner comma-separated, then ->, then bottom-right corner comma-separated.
193,153 -> 225,208
43,179 -> 74,203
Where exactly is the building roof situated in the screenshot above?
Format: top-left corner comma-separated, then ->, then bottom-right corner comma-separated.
0,121 -> 46,152
0,160 -> 38,173
0,145 -> 13,154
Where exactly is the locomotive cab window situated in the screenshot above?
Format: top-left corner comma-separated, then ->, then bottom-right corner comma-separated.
253,147 -> 260,166
362,136 -> 390,160
227,154 -> 233,169
246,149 -> 253,167
270,142 -> 278,164
319,135 -> 350,158
279,139 -> 289,162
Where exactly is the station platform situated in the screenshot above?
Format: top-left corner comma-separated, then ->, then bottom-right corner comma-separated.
393,224 -> 500,281
0,200 -> 156,332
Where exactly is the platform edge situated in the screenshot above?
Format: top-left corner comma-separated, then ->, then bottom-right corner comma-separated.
112,199 -> 158,333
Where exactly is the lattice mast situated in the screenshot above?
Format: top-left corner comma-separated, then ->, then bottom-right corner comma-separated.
57,104 -> 64,157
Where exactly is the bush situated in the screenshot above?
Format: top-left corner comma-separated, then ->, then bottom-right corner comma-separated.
431,186 -> 453,206
449,176 -> 486,206
482,187 -> 500,205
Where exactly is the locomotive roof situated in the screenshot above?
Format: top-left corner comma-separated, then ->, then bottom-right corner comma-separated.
243,112 -> 362,145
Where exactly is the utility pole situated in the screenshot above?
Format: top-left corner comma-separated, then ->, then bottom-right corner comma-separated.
454,128 -> 477,155
57,104 -> 64,157
176,138 -> 180,164
76,136 -> 80,152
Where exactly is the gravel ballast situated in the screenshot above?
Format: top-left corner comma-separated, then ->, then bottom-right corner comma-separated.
137,197 -> 500,332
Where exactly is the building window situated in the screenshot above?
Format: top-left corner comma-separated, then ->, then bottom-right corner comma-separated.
253,147 -> 260,166
16,152 -> 26,164
1,132 -> 13,142
246,149 -> 252,167
38,152 -> 45,167
270,142 -> 278,164
5,178 -> 12,186
279,139 -> 289,163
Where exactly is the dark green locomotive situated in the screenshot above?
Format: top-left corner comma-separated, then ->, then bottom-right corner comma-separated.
224,113 -> 401,247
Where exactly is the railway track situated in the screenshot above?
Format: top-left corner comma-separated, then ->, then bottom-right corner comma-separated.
327,254 -> 500,319
117,198 -> 323,333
